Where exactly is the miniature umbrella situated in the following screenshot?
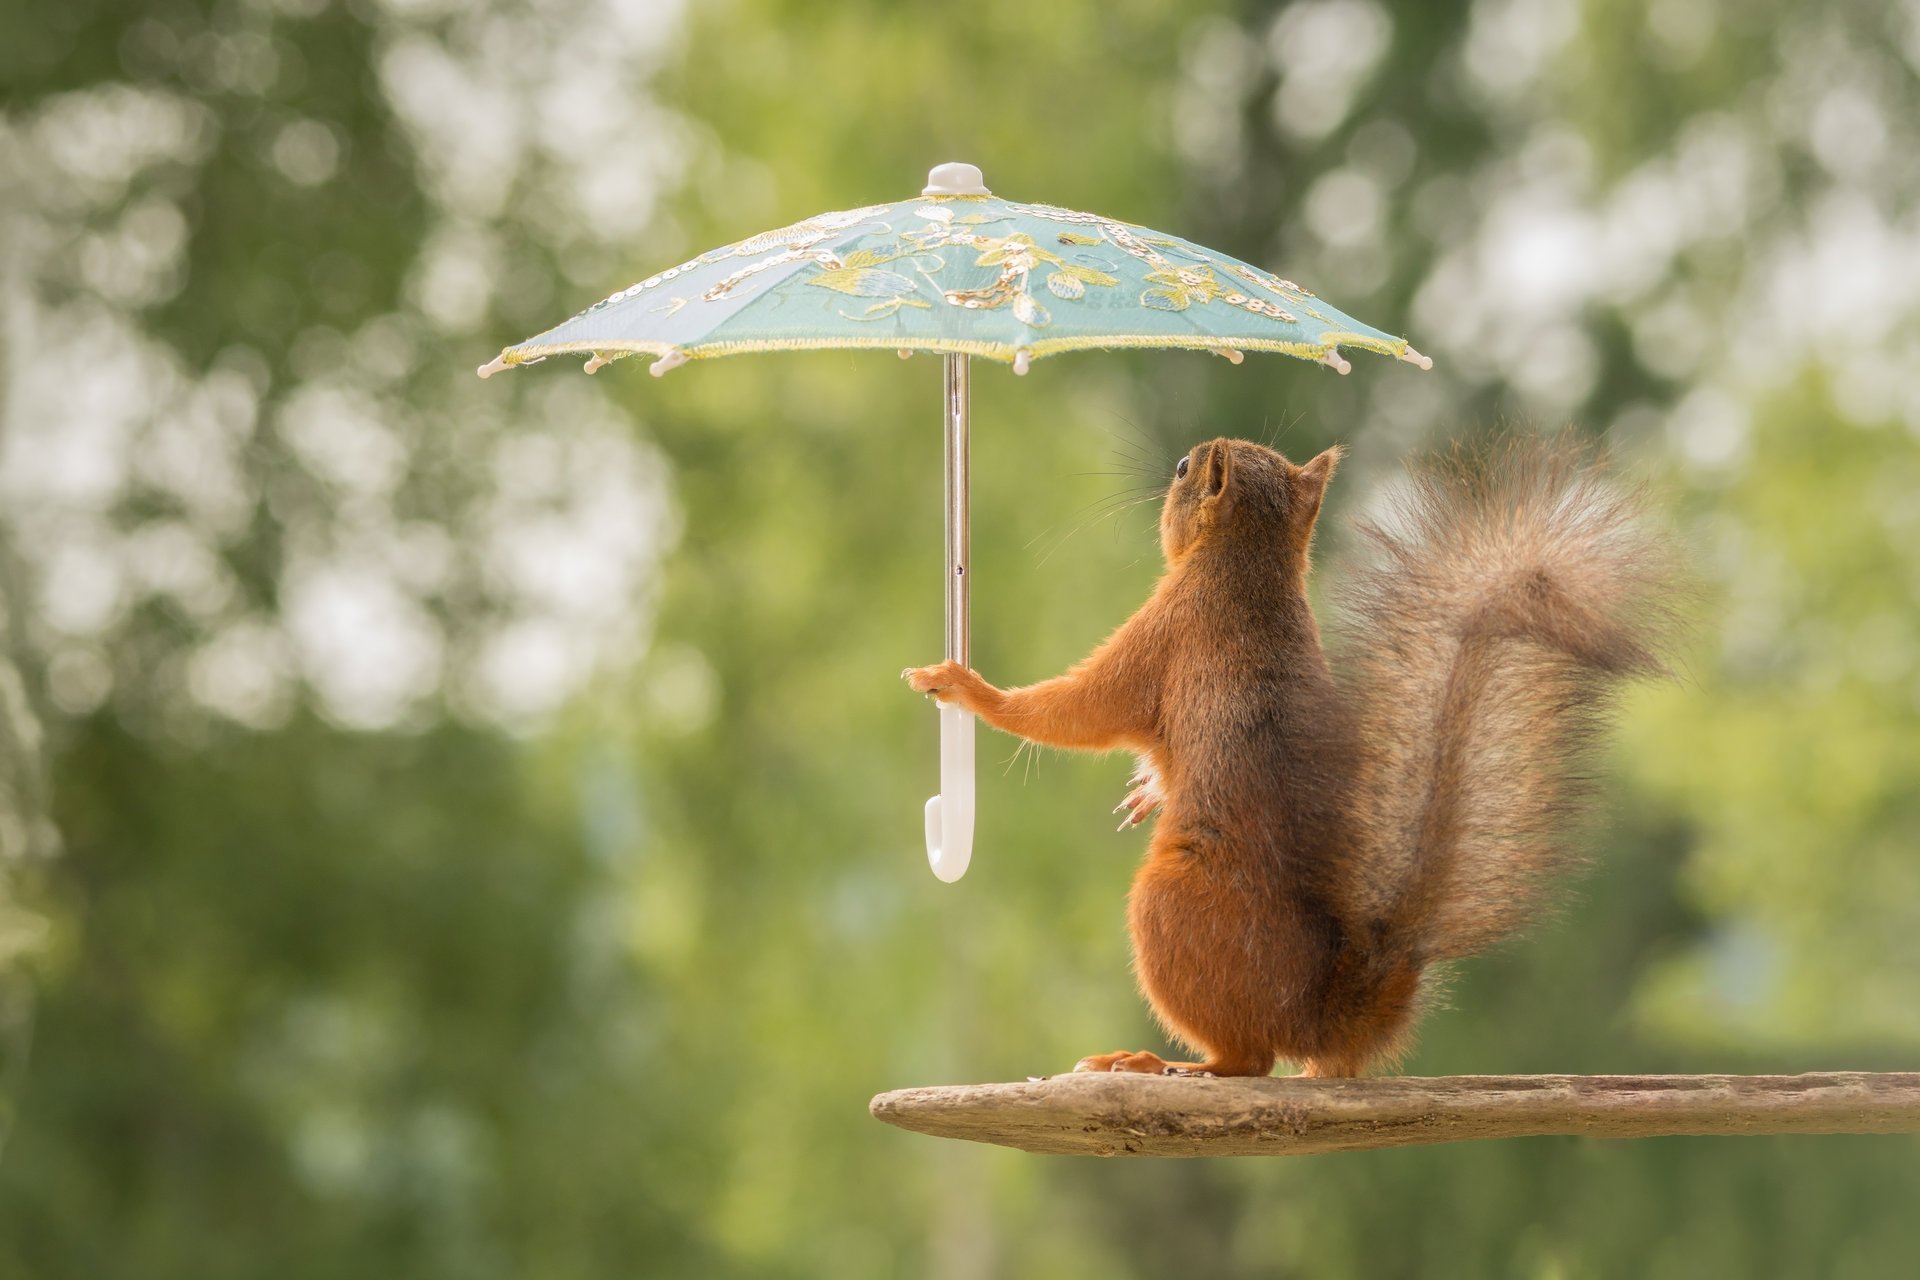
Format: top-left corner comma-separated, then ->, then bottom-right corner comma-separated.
478,162 -> 1430,882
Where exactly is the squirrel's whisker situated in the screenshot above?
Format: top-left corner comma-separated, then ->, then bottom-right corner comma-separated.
1032,491 -> 1163,566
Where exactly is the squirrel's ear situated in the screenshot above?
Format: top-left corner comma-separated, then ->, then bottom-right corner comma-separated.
1203,440 -> 1233,499
1298,444 -> 1343,495
1294,445 -> 1342,528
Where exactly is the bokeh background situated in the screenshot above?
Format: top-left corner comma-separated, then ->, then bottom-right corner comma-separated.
3,0 -> 1919,1275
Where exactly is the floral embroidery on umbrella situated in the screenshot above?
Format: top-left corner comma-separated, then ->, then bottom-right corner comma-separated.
805,247 -> 936,319
706,203 -> 891,260
1140,265 -> 1299,322
941,233 -> 1118,327
1227,261 -> 1312,303
574,203 -> 895,317
704,245 -> 842,301
1006,201 -> 1304,324
889,208 -> 1122,328
1142,265 -> 1224,311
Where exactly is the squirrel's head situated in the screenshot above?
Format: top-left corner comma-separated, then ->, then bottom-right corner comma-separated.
1159,438 -> 1342,570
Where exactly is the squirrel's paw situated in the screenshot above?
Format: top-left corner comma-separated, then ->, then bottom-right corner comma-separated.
1112,782 -> 1162,830
902,660 -> 971,700
1111,761 -> 1164,830
1072,1050 -> 1213,1078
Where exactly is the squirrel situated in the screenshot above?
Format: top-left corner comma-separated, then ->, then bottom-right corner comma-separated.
904,433 -> 1682,1078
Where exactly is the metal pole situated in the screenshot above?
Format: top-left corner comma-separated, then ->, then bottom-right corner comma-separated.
943,354 -> 970,665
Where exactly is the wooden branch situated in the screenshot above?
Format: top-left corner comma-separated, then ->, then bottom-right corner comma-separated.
870,1071 -> 1920,1158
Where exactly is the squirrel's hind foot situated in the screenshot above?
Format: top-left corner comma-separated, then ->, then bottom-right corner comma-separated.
1298,1057 -> 1365,1078
1073,1050 -> 1212,1077
1074,1047 -> 1277,1077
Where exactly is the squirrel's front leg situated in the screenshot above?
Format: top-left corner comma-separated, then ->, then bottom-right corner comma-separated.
902,660 -> 1003,716
902,660 -> 1149,753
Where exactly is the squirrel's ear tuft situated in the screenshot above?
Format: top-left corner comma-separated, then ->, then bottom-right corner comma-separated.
1204,440 -> 1233,498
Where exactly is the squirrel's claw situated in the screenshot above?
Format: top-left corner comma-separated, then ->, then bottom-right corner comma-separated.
902,660 -> 967,697
1115,759 -> 1165,830
1113,781 -> 1162,830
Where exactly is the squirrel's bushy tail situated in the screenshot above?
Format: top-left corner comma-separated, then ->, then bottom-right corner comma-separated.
1329,434 -> 1684,964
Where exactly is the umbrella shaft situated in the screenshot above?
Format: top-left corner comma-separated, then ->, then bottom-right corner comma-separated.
943,355 -> 970,666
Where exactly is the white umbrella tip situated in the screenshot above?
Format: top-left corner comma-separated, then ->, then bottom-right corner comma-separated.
923,162 -> 990,197
649,347 -> 689,378
1400,345 -> 1434,371
1012,348 -> 1031,375
1320,349 -> 1352,376
476,354 -> 510,379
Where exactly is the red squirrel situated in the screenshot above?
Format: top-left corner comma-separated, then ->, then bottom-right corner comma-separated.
905,435 -> 1680,1077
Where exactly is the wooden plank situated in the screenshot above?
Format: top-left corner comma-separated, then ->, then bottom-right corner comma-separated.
869,1072 -> 1920,1158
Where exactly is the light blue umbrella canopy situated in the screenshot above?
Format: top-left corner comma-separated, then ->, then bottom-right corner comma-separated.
479,163 -> 1429,884
478,163 -> 1429,379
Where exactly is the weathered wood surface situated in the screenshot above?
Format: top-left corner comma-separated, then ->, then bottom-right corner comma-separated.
870,1071 -> 1920,1158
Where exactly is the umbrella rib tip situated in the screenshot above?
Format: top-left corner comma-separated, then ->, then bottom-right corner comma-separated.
1012,348 -> 1032,376
1401,345 -> 1434,371
476,354 -> 510,379
584,352 -> 613,375
650,348 -> 689,378
1320,349 -> 1352,376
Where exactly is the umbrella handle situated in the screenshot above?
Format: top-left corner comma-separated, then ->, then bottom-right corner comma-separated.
925,353 -> 974,880
924,705 -> 975,882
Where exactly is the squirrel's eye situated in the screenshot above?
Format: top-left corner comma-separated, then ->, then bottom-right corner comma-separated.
1176,456 -> 1190,480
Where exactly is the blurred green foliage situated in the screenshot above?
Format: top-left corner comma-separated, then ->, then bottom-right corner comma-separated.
1,0 -> 1917,1277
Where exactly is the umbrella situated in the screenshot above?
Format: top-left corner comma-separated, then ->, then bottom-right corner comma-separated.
478,161 -> 1431,882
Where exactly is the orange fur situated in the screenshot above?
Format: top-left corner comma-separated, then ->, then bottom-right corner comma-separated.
905,435 -> 1682,1077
